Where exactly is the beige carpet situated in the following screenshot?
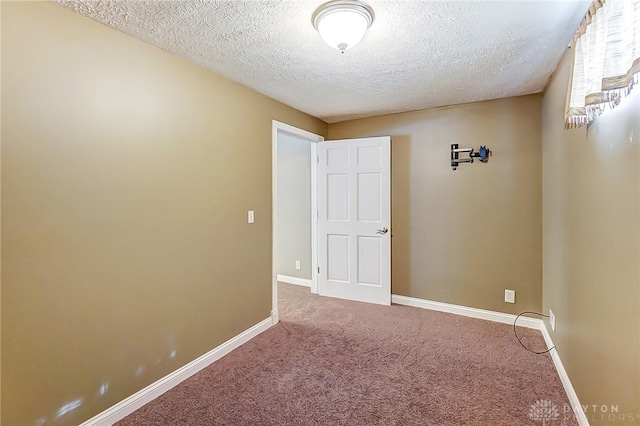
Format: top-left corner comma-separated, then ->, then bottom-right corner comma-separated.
117,283 -> 576,425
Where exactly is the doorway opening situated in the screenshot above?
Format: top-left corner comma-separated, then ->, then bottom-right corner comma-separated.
271,121 -> 324,324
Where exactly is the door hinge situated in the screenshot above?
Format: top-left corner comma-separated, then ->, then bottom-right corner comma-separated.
317,155 -> 320,163
318,267 -> 320,274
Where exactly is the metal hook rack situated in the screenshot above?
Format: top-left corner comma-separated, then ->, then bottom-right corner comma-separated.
451,144 -> 492,171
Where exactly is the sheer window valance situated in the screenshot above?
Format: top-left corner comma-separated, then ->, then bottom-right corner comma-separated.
565,0 -> 640,129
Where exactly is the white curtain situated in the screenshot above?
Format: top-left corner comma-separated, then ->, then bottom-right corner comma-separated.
565,0 -> 640,129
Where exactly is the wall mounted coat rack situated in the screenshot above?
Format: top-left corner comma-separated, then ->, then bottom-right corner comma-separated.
451,144 -> 492,171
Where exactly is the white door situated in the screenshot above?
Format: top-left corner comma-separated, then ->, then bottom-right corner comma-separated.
318,136 -> 391,305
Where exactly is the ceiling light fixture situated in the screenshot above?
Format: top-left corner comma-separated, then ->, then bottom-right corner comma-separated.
312,0 -> 375,53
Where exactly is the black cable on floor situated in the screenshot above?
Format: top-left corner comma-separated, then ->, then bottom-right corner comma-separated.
513,311 -> 556,354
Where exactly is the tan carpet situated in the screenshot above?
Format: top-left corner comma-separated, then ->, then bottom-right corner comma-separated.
117,283 -> 576,425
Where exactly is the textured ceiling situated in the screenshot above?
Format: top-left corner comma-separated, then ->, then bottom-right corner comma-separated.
55,0 -> 590,123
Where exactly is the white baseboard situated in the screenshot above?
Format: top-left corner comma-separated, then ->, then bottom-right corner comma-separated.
277,274 -> 312,287
391,294 -> 542,329
392,294 -> 588,425
540,324 -> 589,426
79,317 -> 273,426
271,309 -> 279,325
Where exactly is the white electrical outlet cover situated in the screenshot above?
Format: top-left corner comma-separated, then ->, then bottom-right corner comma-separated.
504,289 -> 515,303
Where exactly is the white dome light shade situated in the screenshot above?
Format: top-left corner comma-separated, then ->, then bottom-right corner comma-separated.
317,9 -> 368,51
312,1 -> 374,52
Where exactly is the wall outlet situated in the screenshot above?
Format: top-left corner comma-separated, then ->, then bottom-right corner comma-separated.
549,309 -> 556,332
295,260 -> 301,270
504,289 -> 516,303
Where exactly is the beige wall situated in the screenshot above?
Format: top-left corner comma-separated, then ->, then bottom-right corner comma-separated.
328,95 -> 543,315
0,2 -> 326,425
277,132 -> 312,279
542,49 -> 640,422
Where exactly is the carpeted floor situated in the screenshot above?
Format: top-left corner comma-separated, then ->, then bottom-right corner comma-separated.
117,283 -> 577,425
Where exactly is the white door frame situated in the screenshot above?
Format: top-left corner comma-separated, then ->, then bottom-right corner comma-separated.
271,120 -> 324,324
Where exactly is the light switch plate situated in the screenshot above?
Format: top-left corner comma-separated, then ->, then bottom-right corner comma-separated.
248,210 -> 254,224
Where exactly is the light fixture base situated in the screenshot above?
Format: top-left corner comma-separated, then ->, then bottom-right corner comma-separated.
312,0 -> 375,31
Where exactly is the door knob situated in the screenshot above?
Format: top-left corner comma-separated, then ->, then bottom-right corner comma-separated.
376,227 -> 389,234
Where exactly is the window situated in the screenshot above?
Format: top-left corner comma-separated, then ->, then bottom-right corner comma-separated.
565,0 -> 640,129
